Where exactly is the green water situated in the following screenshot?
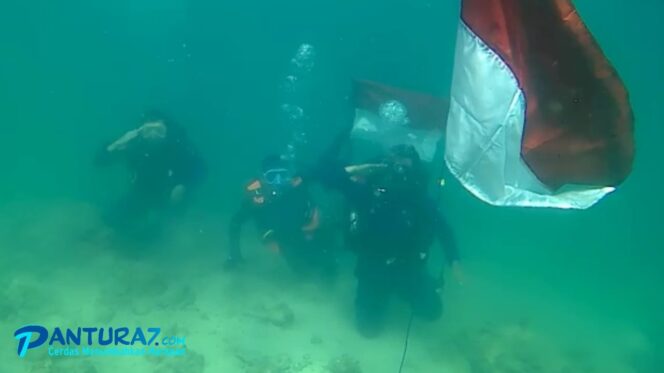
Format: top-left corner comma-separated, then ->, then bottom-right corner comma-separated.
0,0 -> 662,372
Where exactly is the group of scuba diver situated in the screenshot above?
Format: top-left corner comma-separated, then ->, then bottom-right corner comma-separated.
95,112 -> 462,339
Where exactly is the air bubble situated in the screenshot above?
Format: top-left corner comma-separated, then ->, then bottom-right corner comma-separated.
280,104 -> 305,121
291,44 -> 316,72
379,100 -> 410,126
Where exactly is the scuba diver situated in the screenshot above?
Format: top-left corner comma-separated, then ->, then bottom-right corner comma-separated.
225,155 -> 337,279
312,143 -> 461,338
95,114 -> 206,240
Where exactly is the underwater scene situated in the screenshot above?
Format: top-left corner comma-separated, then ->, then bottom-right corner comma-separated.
0,0 -> 662,372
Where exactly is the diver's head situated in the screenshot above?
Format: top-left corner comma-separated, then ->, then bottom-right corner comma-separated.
139,111 -> 171,142
378,144 -> 426,196
261,155 -> 295,190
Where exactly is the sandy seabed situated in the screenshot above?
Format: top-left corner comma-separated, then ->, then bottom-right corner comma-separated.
0,200 -> 657,373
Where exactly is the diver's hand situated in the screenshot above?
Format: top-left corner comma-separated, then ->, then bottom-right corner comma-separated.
451,261 -> 465,286
107,129 -> 140,152
170,184 -> 186,204
436,261 -> 464,293
435,272 -> 445,294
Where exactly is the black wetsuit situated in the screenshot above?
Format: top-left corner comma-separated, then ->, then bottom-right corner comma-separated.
95,125 -> 206,235
314,160 -> 459,337
228,178 -> 336,276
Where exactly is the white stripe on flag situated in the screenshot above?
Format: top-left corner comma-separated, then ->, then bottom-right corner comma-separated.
352,109 -> 443,163
444,21 -> 614,209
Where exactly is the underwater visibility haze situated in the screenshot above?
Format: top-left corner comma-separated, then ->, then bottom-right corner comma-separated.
0,0 -> 662,372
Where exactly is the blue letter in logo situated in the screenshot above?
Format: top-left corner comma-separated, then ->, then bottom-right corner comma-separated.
14,325 -> 48,358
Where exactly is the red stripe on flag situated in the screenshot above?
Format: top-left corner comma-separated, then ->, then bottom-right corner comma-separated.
462,0 -> 634,190
353,79 -> 449,131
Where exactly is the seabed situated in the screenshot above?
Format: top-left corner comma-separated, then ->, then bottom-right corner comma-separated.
0,201 -> 656,373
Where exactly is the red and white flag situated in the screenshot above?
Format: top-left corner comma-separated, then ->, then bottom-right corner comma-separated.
351,79 -> 449,162
445,0 -> 635,209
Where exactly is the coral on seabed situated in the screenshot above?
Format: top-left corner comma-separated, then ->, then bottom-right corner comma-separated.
326,354 -> 362,373
454,322 -> 594,373
246,302 -> 296,329
236,354 -> 313,373
235,353 -> 361,373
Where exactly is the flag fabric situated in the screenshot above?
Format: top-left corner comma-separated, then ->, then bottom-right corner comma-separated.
445,0 -> 635,209
351,79 -> 449,162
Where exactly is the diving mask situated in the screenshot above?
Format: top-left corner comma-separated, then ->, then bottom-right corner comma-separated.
263,168 -> 294,186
